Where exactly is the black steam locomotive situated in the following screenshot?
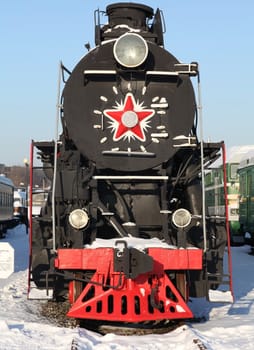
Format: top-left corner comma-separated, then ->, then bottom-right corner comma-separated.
29,3 -> 233,325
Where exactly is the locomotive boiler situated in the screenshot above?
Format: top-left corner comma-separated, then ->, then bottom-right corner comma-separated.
28,3 -> 233,327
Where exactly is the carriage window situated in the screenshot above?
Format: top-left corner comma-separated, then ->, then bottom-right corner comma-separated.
230,208 -> 239,215
230,164 -> 238,180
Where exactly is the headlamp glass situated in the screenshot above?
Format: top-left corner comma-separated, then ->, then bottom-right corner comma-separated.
113,33 -> 148,68
69,209 -> 89,230
172,208 -> 192,229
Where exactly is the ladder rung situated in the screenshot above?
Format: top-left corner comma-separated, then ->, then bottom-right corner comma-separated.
207,273 -> 230,278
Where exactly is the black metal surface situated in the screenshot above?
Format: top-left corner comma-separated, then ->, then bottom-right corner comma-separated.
63,39 -> 196,171
31,2 -> 228,311
106,3 -> 154,29
114,240 -> 153,279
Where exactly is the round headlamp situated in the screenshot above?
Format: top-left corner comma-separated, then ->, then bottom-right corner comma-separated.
172,208 -> 192,229
113,33 -> 148,68
69,209 -> 89,230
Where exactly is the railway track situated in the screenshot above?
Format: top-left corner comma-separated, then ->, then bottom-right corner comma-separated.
41,300 -> 211,349
40,299 -> 183,334
192,338 -> 209,350
70,324 -> 211,350
70,338 -> 80,350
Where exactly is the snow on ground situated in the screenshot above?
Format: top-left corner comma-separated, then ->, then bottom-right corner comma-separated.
0,225 -> 254,349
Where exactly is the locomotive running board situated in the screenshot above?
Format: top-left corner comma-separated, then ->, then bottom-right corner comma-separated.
208,289 -> 234,303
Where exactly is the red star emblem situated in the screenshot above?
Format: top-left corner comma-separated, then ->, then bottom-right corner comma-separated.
103,93 -> 155,142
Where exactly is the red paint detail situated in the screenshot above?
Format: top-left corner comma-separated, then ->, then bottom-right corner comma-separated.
222,142 -> 234,301
27,141 -> 34,294
69,281 -> 74,304
55,248 -> 202,321
55,248 -> 202,271
103,93 -> 155,141
67,271 -> 193,321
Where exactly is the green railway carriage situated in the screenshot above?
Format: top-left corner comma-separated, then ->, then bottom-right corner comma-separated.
238,157 -> 254,246
0,174 -> 15,237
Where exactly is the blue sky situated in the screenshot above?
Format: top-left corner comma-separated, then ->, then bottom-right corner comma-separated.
1,0 -> 253,166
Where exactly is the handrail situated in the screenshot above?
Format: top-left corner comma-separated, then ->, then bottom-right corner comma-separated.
52,62 -> 62,252
222,142 -> 234,301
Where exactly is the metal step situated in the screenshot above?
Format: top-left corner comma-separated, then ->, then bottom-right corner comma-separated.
206,273 -> 233,303
208,289 -> 234,303
207,272 -> 231,284
28,281 -> 53,300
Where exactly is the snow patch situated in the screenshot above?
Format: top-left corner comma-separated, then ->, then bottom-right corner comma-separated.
1,226 -> 254,349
